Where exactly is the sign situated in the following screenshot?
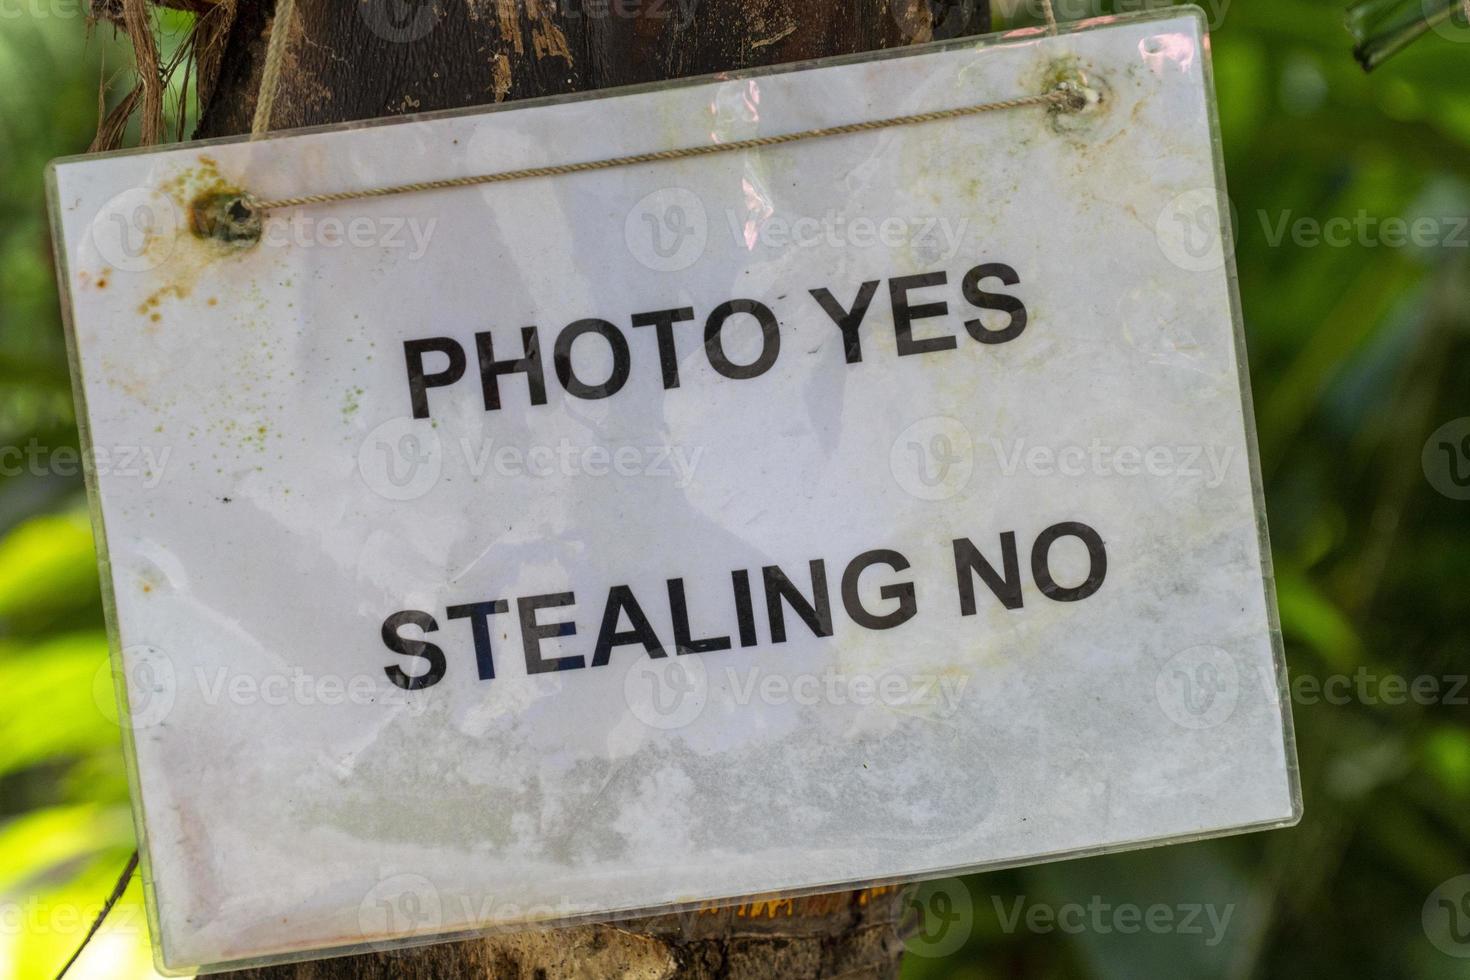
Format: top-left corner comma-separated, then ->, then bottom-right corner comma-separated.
49,10 -> 1298,974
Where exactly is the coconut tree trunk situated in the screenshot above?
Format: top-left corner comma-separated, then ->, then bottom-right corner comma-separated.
220,887 -> 915,979
191,0 -> 991,975
193,0 -> 990,136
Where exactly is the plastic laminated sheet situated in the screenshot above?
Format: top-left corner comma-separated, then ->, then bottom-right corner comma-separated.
47,10 -> 1300,974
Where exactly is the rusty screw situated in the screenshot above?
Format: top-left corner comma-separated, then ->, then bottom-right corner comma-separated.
188,192 -> 264,248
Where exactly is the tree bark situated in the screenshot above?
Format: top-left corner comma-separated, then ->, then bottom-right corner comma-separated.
221,887 -> 915,979
195,0 -> 989,137
196,0 -> 990,975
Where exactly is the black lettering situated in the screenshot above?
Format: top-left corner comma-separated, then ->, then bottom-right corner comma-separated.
732,570 -> 759,647
668,578 -> 732,655
953,533 -> 1023,613
1031,522 -> 1107,602
592,585 -> 667,666
841,549 -> 917,630
763,560 -> 833,643
961,263 -> 1028,344
446,600 -> 509,681
705,299 -> 781,379
889,271 -> 956,356
518,592 -> 584,674
631,307 -> 696,389
475,326 -> 547,411
403,338 -> 466,420
380,609 -> 446,690
554,318 -> 631,400
810,281 -> 880,364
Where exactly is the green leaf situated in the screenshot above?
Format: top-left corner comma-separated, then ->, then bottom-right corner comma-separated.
0,510 -> 100,625
1275,571 -> 1362,669
0,632 -> 119,779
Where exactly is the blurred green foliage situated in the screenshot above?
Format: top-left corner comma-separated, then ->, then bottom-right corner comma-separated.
0,13 -> 178,980
907,2 -> 1470,979
0,2 -> 1467,978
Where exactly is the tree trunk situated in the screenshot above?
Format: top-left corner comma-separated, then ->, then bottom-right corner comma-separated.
221,887 -> 915,979
196,0 -> 991,975
194,0 -> 989,137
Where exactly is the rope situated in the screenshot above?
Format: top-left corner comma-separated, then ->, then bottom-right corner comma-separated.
250,86 -> 1084,213
251,0 -> 297,139
54,851 -> 138,980
1041,0 -> 1058,34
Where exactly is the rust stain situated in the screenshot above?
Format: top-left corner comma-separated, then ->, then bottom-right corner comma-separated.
737,897 -> 797,919
857,884 -> 900,905
695,887 -> 898,919
161,155 -> 237,208
138,282 -> 193,317
101,154 -> 263,329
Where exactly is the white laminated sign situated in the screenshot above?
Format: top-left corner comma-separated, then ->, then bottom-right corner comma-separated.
49,10 -> 1299,974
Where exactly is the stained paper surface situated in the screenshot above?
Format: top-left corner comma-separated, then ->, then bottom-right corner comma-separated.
49,11 -> 1298,974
